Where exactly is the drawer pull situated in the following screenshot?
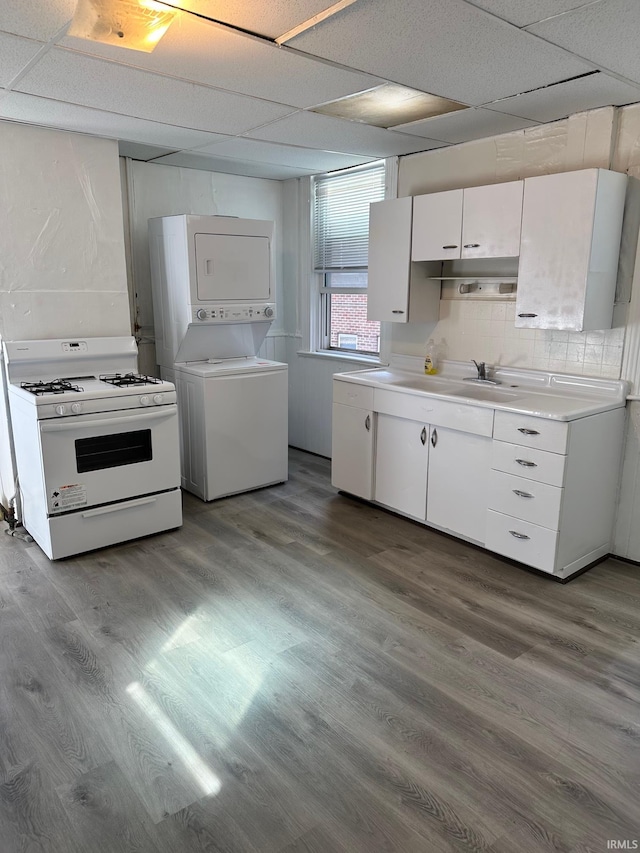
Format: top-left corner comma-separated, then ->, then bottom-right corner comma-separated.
513,489 -> 534,499
516,458 -> 537,468
518,313 -> 538,318
509,530 -> 530,540
464,243 -> 480,248
442,244 -> 458,249
517,427 -> 540,436
391,309 -> 405,314
365,414 -> 371,432
420,426 -> 427,446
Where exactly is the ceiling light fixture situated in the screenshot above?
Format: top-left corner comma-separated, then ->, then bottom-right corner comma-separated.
313,83 -> 468,128
68,0 -> 178,52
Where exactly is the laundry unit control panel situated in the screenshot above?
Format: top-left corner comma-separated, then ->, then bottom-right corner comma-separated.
192,303 -> 276,323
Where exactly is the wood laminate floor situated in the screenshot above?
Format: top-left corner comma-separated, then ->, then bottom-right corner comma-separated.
1,448 -> 639,852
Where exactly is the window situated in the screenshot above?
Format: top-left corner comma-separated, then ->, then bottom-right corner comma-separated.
313,163 -> 385,355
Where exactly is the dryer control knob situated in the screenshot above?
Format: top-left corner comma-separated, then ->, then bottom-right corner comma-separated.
264,306 -> 274,318
71,402 -> 81,414
55,404 -> 66,415
140,395 -> 150,406
196,309 -> 208,321
153,394 -> 163,405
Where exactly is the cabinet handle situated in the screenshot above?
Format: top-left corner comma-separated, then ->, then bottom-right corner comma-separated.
513,489 -> 534,499
365,414 -> 371,432
442,244 -> 458,249
421,426 -> 427,446
516,458 -> 537,468
430,427 -> 437,447
463,243 -> 480,248
517,427 -> 540,436
509,530 -> 530,540
391,310 -> 405,314
518,313 -> 538,318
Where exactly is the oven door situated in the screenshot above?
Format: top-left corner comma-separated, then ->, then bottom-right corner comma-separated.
39,405 -> 180,515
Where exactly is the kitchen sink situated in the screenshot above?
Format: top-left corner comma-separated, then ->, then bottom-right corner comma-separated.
389,377 -> 459,394
450,385 -> 520,403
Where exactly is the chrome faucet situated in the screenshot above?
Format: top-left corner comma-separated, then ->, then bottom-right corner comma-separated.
463,359 -> 502,385
472,359 -> 486,380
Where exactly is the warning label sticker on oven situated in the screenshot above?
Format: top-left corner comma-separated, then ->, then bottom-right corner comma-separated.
50,484 -> 87,510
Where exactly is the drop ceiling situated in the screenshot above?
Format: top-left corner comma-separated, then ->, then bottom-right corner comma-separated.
1,0 -> 639,179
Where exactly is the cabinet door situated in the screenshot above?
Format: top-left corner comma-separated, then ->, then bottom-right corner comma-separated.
368,197 -> 411,322
461,181 -> 523,259
375,414 -> 428,519
426,426 -> 492,543
516,169 -> 626,331
331,403 -> 374,499
412,189 -> 463,261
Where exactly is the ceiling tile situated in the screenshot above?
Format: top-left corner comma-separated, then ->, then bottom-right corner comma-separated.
0,0 -> 75,42
14,48 -> 296,134
0,91 -> 231,149
60,16 -> 382,109
0,33 -> 47,87
247,111 -> 448,157
395,107 -> 537,144
286,0 -> 594,105
193,136 -> 374,171
464,0 -> 604,28
527,0 -> 640,85
151,150 -> 316,180
176,0 -> 339,40
487,72 -> 640,122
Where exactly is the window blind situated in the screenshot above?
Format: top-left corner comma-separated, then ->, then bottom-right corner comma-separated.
313,163 -> 385,273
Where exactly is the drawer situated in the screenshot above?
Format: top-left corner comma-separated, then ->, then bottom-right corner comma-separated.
494,410 -> 569,453
333,380 -> 374,409
374,388 -> 494,437
488,470 -> 563,530
492,440 -> 566,486
486,510 -> 558,574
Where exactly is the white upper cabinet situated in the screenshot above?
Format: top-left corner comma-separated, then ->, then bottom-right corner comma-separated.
411,181 -> 523,261
367,196 -> 440,324
516,169 -> 627,331
411,189 -> 463,261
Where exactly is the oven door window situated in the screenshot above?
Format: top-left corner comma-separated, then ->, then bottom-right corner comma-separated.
75,429 -> 152,473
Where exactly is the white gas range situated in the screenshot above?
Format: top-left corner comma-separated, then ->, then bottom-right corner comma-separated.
3,336 -> 182,560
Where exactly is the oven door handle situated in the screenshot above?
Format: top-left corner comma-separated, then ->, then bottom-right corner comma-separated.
40,407 -> 176,433
81,497 -> 157,518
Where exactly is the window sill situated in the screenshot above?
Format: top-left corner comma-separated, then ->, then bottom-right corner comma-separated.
297,350 -> 387,367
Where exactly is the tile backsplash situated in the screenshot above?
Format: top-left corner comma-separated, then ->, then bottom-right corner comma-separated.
433,300 -> 625,378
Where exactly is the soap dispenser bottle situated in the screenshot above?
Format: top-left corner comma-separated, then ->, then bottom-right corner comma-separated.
424,339 -> 438,375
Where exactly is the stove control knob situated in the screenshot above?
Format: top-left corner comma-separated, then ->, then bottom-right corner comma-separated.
55,404 -> 66,415
71,402 -> 81,414
140,395 -> 150,406
153,394 -> 163,405
196,309 -> 208,321
264,306 -> 274,319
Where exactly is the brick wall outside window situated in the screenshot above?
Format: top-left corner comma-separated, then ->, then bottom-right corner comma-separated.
330,293 -> 380,353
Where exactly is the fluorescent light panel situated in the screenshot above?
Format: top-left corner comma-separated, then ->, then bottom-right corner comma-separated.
313,83 -> 468,128
68,0 -> 177,52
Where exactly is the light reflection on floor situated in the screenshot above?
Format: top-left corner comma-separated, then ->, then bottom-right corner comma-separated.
126,608 -> 270,799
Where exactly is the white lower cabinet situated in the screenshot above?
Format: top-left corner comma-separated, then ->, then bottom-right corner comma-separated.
331,400 -> 374,500
332,377 -> 626,579
427,426 -> 492,543
375,413 -> 428,519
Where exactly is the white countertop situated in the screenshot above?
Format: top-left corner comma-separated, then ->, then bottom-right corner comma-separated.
334,362 -> 630,421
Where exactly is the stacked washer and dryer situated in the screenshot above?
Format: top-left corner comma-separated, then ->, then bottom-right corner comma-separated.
148,214 -> 288,502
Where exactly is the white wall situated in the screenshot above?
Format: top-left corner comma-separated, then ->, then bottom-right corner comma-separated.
122,159 -> 286,374
0,121 -> 131,510
0,122 -> 130,341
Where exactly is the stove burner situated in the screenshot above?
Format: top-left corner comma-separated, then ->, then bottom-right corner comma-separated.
99,373 -> 162,388
21,379 -> 84,396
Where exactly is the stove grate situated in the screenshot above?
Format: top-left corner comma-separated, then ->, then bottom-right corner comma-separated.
21,379 -> 84,396
99,372 -> 162,388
